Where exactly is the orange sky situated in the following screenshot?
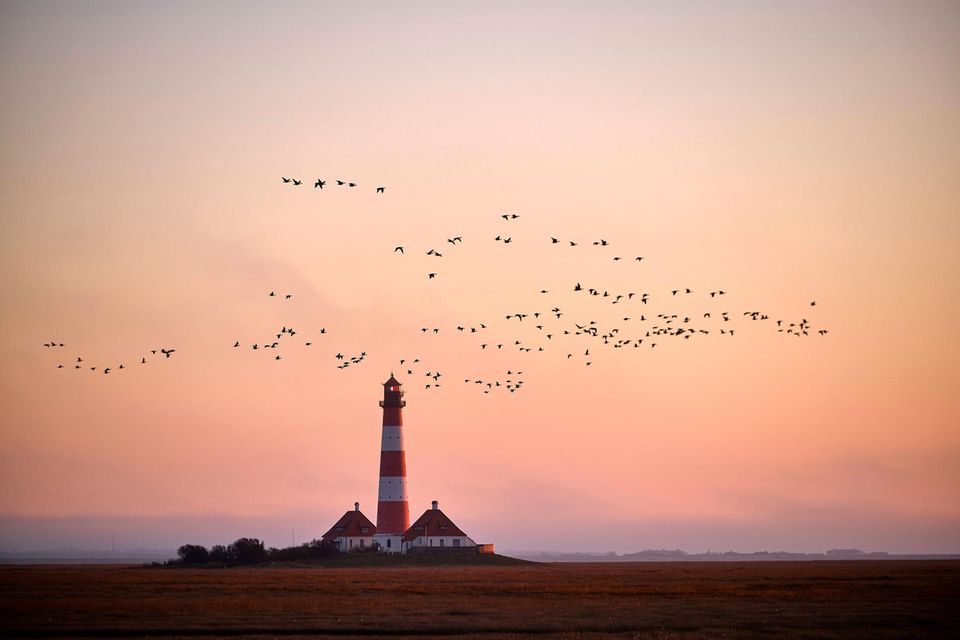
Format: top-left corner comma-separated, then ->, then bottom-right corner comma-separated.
1,1 -> 958,554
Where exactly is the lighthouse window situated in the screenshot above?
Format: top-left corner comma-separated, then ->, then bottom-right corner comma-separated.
386,539 -> 391,548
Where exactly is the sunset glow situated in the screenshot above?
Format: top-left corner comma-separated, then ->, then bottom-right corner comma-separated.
1,1 -> 958,556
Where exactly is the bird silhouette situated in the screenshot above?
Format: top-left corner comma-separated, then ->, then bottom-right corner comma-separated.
336,180 -> 345,185
428,273 -> 437,279
292,179 -> 302,185
376,187 -> 385,193
348,182 -> 357,187
395,246 -> 404,253
281,177 -> 291,183
315,179 -> 325,188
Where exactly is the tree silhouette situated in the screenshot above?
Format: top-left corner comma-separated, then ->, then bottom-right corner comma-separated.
177,544 -> 209,564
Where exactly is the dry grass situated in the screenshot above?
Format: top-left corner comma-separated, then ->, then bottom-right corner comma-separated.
1,560 -> 958,638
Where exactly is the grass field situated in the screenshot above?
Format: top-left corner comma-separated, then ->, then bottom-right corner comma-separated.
1,560 -> 958,638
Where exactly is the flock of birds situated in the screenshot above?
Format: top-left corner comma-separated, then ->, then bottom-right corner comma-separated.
44,176 -> 829,395
282,176 -> 385,193
46,343 -> 177,375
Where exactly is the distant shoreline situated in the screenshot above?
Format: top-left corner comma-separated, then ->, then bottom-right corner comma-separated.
508,551 -> 960,562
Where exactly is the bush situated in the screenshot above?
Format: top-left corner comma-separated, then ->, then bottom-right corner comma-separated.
229,537 -> 267,565
209,545 -> 228,563
266,539 -> 340,562
177,544 -> 209,564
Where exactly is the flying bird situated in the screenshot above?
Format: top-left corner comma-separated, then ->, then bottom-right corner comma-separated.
281,177 -> 291,183
394,246 -> 404,253
376,187 -> 385,193
314,179 -> 325,188
428,273 -> 437,279
292,179 -> 302,185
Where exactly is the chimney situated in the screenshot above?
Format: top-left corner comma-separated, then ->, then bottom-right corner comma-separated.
432,500 -> 438,510
354,502 -> 360,512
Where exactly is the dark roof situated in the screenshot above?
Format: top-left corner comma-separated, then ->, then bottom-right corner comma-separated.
384,375 -> 401,387
401,508 -> 469,542
321,509 -> 376,543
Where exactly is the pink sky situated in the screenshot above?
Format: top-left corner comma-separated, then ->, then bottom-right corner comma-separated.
1,1 -> 958,554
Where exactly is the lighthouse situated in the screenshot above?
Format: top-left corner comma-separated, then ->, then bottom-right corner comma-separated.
374,375 -> 410,553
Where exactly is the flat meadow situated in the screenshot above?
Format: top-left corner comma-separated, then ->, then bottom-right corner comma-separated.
1,560 -> 958,638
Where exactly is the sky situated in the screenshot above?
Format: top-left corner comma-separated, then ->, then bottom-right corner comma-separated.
1,1 -> 958,555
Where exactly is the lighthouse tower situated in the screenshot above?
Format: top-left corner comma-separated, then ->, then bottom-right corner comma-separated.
374,375 -> 410,553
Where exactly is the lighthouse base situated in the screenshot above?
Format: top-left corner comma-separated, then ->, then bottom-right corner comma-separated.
374,533 -> 403,554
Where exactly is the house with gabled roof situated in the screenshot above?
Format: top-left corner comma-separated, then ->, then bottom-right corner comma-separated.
401,500 -> 477,552
321,502 -> 376,552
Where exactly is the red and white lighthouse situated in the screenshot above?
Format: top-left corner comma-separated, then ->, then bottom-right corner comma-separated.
374,375 -> 410,553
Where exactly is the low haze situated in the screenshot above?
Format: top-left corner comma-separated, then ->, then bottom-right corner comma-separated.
1,1 -> 958,556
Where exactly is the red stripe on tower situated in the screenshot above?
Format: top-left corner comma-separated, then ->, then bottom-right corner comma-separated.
374,375 -> 410,552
